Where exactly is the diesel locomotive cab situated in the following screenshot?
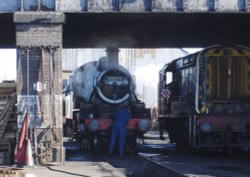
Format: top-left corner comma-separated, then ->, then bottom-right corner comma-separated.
158,46 -> 250,152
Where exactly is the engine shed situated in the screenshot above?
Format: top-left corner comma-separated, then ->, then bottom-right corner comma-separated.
0,0 -> 250,165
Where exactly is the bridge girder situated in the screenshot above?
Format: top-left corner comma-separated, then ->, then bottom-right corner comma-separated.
63,12 -> 250,48
1,12 -> 250,48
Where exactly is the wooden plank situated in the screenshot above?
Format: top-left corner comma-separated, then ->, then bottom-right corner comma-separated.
0,167 -> 24,177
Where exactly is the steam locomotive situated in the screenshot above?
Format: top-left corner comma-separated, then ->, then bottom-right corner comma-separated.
158,45 -> 250,152
63,49 -> 151,153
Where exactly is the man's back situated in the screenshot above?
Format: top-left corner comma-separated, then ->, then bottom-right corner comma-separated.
109,107 -> 131,155
113,107 -> 131,125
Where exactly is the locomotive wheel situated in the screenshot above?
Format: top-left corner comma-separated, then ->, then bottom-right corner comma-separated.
82,137 -> 89,151
133,134 -> 141,154
87,139 -> 91,151
93,135 -> 98,152
126,132 -> 140,154
83,133 -> 92,152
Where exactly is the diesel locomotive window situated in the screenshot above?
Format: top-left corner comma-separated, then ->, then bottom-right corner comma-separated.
166,72 -> 173,85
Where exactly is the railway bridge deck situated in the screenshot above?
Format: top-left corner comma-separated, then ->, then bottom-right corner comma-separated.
0,0 -> 250,48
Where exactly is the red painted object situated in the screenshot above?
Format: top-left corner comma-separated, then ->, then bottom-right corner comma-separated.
127,119 -> 140,130
84,118 -> 113,130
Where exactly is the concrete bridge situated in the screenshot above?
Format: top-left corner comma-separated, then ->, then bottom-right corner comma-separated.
1,0 -> 250,48
0,0 -> 250,164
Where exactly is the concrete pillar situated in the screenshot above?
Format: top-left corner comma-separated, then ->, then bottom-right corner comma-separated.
14,12 -> 65,164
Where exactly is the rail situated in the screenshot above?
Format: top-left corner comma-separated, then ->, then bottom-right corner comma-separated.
139,153 -> 187,177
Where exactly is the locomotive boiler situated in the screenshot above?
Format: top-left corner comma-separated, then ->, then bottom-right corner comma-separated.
63,49 -> 151,153
158,45 -> 250,152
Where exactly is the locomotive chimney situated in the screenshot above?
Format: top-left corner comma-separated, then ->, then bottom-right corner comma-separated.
106,48 -> 119,67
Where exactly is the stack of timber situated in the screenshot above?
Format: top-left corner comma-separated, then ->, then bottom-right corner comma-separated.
0,167 -> 24,177
0,81 -> 17,165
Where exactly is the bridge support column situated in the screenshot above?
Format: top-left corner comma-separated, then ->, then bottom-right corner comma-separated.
14,12 -> 65,164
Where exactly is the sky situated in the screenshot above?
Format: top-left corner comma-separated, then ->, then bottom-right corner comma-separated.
183,48 -> 203,53
0,48 -> 202,83
0,49 -> 16,83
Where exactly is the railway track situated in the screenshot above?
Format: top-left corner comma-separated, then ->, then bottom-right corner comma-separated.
77,132 -> 250,177
22,131 -> 250,177
137,153 -> 186,177
140,150 -> 250,177
65,145 -> 185,177
64,132 -> 185,177
140,132 -> 250,177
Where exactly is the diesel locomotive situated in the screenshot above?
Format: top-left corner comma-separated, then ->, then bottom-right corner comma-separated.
63,49 -> 151,153
158,45 -> 250,152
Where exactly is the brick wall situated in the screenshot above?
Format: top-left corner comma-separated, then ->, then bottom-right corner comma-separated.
15,12 -> 65,164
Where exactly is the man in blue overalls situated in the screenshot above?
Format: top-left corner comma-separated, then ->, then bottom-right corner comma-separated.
108,106 -> 131,156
